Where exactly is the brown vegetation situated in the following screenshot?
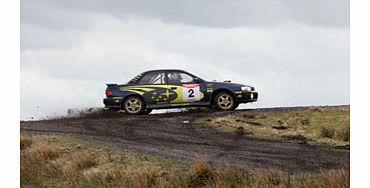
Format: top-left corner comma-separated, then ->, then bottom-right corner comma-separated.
320,127 -> 336,139
198,106 -> 350,147
20,133 -> 349,188
20,134 -> 32,150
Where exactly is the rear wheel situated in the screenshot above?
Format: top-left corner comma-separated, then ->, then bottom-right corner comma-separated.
123,96 -> 145,115
213,92 -> 238,110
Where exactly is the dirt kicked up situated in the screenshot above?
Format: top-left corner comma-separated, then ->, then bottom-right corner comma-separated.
20,106 -> 349,174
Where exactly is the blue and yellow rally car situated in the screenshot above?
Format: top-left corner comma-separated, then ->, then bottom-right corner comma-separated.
103,69 -> 258,114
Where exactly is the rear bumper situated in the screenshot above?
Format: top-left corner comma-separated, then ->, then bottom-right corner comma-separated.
103,97 -> 122,109
235,91 -> 258,103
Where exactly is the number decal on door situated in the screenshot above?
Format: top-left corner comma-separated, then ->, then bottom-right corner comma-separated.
188,89 -> 195,98
182,84 -> 200,102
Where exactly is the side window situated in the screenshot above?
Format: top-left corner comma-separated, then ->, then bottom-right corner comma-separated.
138,72 -> 166,84
167,72 -> 194,84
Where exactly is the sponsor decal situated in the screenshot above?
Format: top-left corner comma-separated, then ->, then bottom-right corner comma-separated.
206,84 -> 213,93
182,84 -> 199,88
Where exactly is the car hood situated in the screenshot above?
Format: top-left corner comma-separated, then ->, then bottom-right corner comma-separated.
208,81 -> 252,87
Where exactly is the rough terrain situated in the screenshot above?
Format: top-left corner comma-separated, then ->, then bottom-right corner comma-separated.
20,106 -> 350,174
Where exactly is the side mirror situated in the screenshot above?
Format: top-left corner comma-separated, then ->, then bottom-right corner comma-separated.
194,77 -> 202,83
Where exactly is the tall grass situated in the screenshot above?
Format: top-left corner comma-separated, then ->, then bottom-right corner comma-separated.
188,157 -> 214,187
20,141 -> 62,186
21,134 -> 349,188
20,134 -> 32,150
69,151 -> 98,170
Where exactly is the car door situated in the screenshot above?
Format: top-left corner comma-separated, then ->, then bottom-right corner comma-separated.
166,70 -> 207,104
135,71 -> 170,106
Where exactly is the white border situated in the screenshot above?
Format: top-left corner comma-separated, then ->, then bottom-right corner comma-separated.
0,0 -> 20,187
351,0 -> 370,187
0,0 -> 364,187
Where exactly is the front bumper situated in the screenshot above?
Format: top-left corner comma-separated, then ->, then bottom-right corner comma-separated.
234,91 -> 258,103
103,97 -> 122,109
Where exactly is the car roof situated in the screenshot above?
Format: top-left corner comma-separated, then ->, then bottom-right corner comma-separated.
128,69 -> 204,83
142,69 -> 189,74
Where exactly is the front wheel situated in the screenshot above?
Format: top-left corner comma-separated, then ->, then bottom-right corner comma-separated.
123,96 -> 145,115
141,109 -> 153,115
213,92 -> 238,110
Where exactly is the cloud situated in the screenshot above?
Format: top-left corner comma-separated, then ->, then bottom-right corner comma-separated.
21,23 -> 85,50
21,0 -> 349,30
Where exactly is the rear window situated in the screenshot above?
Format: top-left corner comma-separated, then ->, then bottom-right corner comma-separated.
138,72 -> 166,84
128,73 -> 144,84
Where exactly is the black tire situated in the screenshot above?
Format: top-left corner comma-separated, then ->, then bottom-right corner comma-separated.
123,96 -> 145,115
213,91 -> 238,110
141,109 -> 153,115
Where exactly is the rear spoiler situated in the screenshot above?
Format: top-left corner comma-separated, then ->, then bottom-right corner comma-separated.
106,84 -> 118,87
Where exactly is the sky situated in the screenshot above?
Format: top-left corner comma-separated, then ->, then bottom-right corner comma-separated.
20,0 -> 350,120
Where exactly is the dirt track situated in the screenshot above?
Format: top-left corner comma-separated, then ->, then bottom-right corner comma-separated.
20,107 -> 349,174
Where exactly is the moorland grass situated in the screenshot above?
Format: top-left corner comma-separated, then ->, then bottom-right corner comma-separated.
20,133 -> 349,188
197,106 -> 350,147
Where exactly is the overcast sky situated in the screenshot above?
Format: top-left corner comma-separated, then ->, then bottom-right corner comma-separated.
20,0 -> 349,119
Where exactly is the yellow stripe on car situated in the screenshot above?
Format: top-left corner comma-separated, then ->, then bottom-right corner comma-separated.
119,85 -> 204,103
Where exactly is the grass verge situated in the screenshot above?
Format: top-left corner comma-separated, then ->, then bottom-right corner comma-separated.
21,132 -> 349,187
196,106 -> 350,147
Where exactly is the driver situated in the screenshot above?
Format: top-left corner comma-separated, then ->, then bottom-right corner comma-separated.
169,72 -> 183,83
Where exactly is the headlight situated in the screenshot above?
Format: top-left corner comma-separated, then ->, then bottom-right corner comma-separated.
241,86 -> 252,91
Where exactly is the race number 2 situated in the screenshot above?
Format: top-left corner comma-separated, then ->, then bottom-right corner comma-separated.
182,84 -> 200,102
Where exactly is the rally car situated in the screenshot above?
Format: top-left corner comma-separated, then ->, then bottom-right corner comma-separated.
103,69 -> 258,114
